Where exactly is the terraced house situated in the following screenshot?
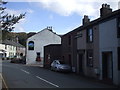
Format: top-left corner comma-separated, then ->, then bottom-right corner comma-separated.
62,4 -> 120,86
0,39 -> 25,59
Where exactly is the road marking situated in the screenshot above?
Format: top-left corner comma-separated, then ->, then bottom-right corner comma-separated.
21,69 -> 30,74
36,76 -> 59,88
0,73 -> 8,90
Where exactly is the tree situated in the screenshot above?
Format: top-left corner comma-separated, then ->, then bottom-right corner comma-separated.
0,0 -> 26,32
17,32 -> 28,47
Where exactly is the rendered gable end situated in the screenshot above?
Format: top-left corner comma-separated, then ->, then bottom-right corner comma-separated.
26,28 -> 61,66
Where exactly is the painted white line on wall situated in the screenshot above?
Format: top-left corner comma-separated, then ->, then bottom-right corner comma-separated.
36,76 -> 59,88
21,69 -> 30,74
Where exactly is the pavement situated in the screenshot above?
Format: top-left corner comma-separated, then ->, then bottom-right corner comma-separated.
0,59 -> 8,90
0,59 -> 2,89
0,73 -> 2,90
0,73 -> 8,90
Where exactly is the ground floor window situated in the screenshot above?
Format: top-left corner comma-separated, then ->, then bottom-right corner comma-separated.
86,50 -> 93,67
36,52 -> 41,62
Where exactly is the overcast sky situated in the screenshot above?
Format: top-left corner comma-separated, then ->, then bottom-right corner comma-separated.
4,0 -> 120,34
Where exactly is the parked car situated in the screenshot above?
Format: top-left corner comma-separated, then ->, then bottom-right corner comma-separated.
10,58 -> 20,63
51,60 -> 71,72
10,56 -> 26,64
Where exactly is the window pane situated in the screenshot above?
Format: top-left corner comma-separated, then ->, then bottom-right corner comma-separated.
37,52 -> 40,57
89,29 -> 93,35
28,41 -> 34,50
90,36 -> 93,42
87,28 -> 93,43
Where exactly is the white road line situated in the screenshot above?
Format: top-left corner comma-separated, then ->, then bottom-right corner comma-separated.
21,69 -> 30,74
0,73 -> 8,89
36,76 -> 59,88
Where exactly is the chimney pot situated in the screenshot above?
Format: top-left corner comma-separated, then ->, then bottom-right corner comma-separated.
105,4 -> 107,7
47,26 -> 53,31
102,4 -> 105,8
107,5 -> 110,8
100,4 -> 112,17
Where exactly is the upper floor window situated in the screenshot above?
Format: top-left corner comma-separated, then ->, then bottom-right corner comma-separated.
28,41 -> 34,50
117,17 -> 120,38
87,28 -> 93,43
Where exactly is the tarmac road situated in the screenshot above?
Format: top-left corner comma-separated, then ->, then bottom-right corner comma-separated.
2,60 -> 118,88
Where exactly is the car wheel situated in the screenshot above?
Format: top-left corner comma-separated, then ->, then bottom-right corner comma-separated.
51,67 -> 53,71
55,67 -> 58,72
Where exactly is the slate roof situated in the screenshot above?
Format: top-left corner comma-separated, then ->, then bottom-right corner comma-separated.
28,28 -> 61,39
1,40 -> 25,48
63,9 -> 120,36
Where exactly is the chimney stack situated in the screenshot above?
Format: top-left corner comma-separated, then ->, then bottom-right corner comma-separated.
47,26 -> 52,31
82,15 -> 90,25
100,4 -> 112,17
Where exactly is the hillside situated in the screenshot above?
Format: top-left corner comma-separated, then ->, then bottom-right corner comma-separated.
2,30 -> 36,47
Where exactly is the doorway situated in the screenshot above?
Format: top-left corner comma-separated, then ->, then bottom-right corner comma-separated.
102,52 -> 113,82
78,54 -> 83,73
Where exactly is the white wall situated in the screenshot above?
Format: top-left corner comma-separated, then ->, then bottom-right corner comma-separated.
26,29 -> 61,66
0,44 -> 17,58
99,18 -> 119,85
0,44 -> 5,50
0,44 -> 5,58
6,45 -> 16,58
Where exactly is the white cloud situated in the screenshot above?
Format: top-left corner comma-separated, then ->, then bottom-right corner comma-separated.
5,9 -> 22,16
7,0 -> 119,33
27,9 -> 34,13
119,1 -> 120,9
13,17 -> 26,32
4,9 -> 34,32
8,0 -> 119,2
14,24 -> 26,32
5,8 -> 34,15
7,0 -> 119,19
26,0 -> 119,19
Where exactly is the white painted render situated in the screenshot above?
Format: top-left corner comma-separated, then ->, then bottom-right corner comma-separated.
26,28 -> 61,66
0,44 -> 5,58
7,45 -> 16,58
0,44 -> 16,58
99,18 -> 119,85
0,43 -> 25,59
0,44 -> 5,51
16,47 -> 26,58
